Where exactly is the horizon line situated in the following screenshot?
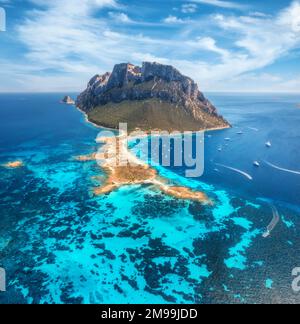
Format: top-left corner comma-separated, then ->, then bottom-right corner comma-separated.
0,91 -> 300,95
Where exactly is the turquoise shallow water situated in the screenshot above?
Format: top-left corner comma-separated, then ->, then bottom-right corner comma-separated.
0,93 -> 300,304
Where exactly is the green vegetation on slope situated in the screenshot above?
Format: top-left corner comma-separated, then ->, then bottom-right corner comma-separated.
87,99 -> 227,133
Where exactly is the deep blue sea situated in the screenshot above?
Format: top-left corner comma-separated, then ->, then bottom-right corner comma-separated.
0,93 -> 300,304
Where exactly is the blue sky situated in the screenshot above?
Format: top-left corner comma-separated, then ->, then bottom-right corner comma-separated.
0,0 -> 300,92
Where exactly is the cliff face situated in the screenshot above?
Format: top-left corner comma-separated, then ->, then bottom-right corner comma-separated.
76,62 -> 230,132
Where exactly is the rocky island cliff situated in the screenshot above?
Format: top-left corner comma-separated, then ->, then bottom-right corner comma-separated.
61,96 -> 75,105
76,62 -> 230,132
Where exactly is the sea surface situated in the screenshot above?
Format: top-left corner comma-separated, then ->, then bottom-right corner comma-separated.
0,93 -> 300,304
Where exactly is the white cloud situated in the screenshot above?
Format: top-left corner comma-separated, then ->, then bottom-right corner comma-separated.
29,0 -> 118,9
249,11 -> 269,18
0,0 -> 12,4
278,0 -> 300,32
190,0 -> 246,10
193,37 -> 230,59
108,12 -> 133,23
2,0 -> 300,92
167,0 -> 300,91
213,2 -> 300,67
163,15 -> 185,24
181,3 -> 198,13
13,0 -> 123,89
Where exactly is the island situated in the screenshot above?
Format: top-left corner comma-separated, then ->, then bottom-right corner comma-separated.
76,62 -> 230,133
3,161 -> 24,168
61,96 -> 75,105
75,62 -> 230,201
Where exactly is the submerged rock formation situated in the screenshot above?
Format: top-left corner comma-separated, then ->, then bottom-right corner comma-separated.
77,62 -> 230,132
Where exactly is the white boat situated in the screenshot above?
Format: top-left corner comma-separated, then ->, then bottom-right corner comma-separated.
237,131 -> 243,135
265,141 -> 272,148
218,147 -> 222,152
225,138 -> 231,141
253,161 -> 260,167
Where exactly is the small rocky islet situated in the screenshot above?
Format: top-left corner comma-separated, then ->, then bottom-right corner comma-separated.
61,95 -> 75,105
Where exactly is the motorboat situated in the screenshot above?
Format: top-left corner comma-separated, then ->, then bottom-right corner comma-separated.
253,161 -> 260,167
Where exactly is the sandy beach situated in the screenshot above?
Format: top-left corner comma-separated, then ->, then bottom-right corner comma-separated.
75,133 -> 211,204
73,104 -> 218,203
2,160 -> 24,168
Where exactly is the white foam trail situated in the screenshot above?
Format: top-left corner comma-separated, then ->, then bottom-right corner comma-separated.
215,163 -> 253,180
264,161 -> 300,175
247,127 -> 259,131
262,205 -> 280,238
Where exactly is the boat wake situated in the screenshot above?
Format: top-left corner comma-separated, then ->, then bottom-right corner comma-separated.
215,163 -> 253,180
262,205 -> 280,238
264,161 -> 300,176
247,127 -> 259,132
